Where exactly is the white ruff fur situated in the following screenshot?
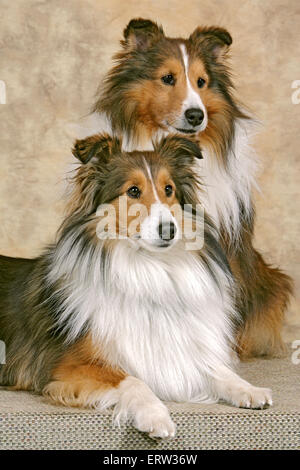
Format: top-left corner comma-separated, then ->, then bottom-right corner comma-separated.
196,118 -> 259,239
51,237 -> 235,403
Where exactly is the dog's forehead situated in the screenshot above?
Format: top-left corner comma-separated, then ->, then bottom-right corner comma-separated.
124,152 -> 172,182
157,36 -> 184,55
154,38 -> 206,72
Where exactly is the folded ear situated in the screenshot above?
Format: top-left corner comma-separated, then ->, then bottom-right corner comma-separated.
155,135 -> 203,163
122,18 -> 164,51
189,26 -> 232,61
72,134 -> 121,164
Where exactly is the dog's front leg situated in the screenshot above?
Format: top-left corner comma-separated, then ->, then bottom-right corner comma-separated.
44,368 -> 175,439
42,333 -> 175,438
210,366 -> 273,409
115,376 -> 176,438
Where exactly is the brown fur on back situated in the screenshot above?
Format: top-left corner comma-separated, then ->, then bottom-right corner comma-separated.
227,226 -> 293,358
0,255 -> 69,391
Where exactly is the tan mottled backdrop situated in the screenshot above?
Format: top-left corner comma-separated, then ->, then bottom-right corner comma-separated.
0,0 -> 299,339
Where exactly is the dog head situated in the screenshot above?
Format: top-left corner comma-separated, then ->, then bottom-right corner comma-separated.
69,133 -> 202,252
97,18 -> 235,144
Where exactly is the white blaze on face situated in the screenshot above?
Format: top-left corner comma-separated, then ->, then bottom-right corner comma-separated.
179,44 -> 208,131
144,159 -> 160,203
140,159 -> 178,249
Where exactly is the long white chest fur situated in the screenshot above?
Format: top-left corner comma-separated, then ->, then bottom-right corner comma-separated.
197,119 -> 258,239
53,241 -> 235,402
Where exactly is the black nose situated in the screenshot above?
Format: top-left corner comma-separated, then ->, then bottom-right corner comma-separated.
158,222 -> 176,242
185,108 -> 204,127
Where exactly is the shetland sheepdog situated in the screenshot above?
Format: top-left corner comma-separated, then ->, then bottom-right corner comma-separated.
79,18 -> 292,358
0,134 -> 272,438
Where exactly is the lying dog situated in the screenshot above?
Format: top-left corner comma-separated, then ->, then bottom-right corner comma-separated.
0,134 -> 272,438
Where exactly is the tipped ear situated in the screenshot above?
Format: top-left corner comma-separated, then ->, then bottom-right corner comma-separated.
156,135 -> 203,162
189,26 -> 232,60
72,134 -> 121,165
122,18 -> 164,51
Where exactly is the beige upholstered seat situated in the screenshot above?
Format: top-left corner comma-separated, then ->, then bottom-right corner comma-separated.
0,351 -> 299,450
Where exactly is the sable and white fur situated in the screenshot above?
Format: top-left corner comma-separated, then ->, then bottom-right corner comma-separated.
0,134 -> 272,438
73,18 -> 292,358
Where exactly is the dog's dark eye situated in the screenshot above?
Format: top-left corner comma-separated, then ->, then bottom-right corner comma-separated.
161,74 -> 175,86
165,185 -> 173,197
197,77 -> 206,88
127,186 -> 141,199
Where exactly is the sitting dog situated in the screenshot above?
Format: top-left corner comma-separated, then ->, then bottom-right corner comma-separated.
86,18 -> 292,358
0,134 -> 272,438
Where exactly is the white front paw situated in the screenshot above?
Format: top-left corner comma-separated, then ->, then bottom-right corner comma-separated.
133,405 -> 176,438
230,385 -> 273,409
114,376 -> 176,438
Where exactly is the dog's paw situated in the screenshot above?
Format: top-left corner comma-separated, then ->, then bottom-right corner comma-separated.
230,385 -> 273,409
115,376 -> 176,439
133,405 -> 176,438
